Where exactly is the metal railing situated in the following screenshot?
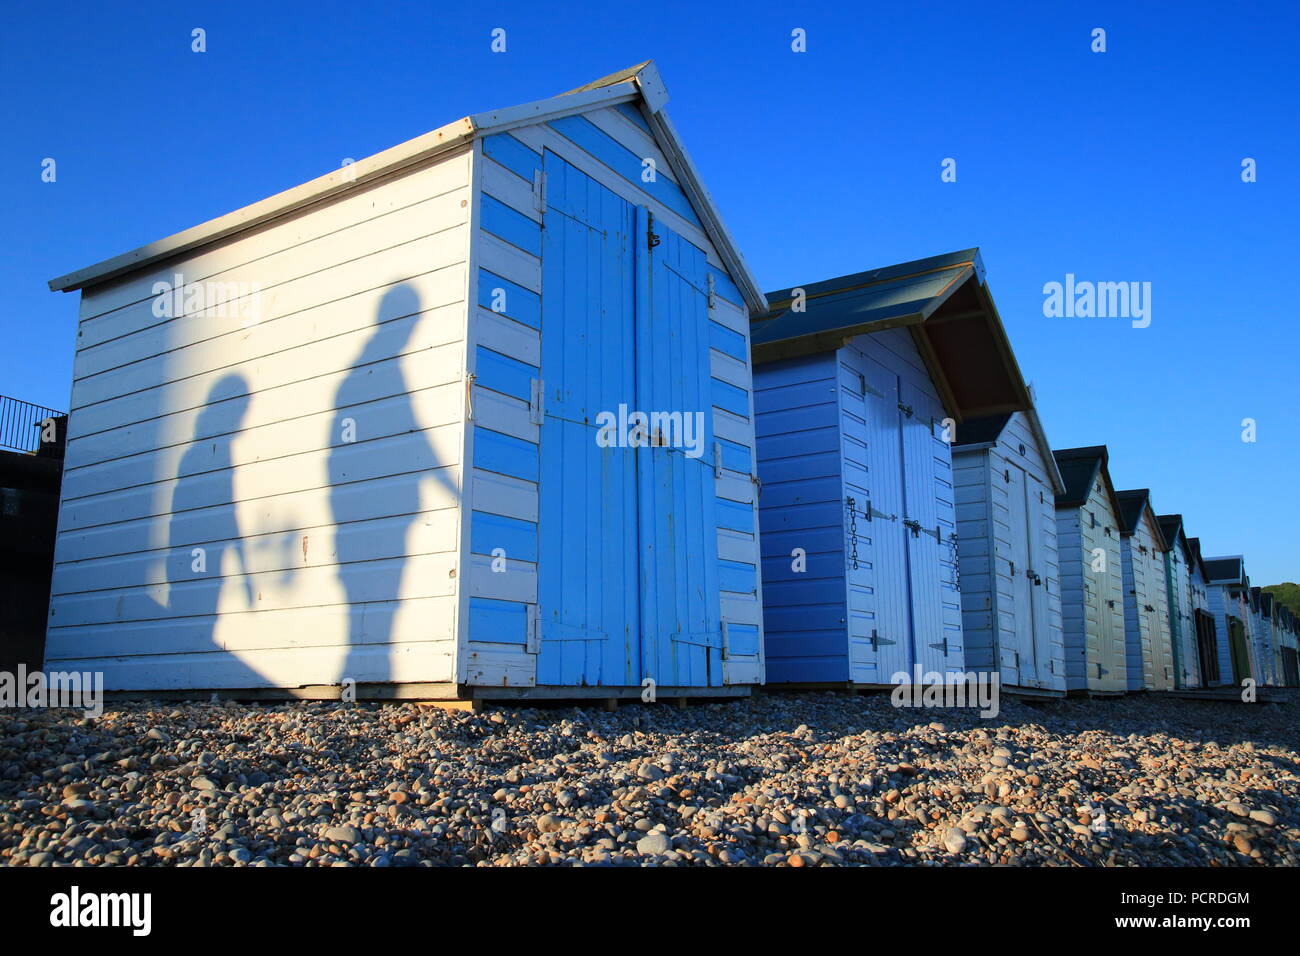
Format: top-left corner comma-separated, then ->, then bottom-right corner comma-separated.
0,394 -> 66,455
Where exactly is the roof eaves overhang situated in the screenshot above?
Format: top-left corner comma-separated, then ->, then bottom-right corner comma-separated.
1146,501 -> 1170,552
1093,454 -> 1127,527
1203,554 -> 1246,586
753,258 -> 970,367
919,275 -> 1033,422
752,252 -> 1032,423
1158,514 -> 1195,564
1051,447 -> 1104,509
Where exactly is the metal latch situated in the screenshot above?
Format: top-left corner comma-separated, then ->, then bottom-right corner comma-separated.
526,605 -> 541,654
529,378 -> 545,425
897,401 -> 914,418
532,169 -> 547,214
902,518 -> 941,542
647,212 -> 661,250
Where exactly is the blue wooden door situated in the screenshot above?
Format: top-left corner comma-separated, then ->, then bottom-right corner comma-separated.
536,156 -> 720,687
635,209 -> 723,687
536,153 -> 640,686
1002,464 -> 1033,685
899,380 -> 963,676
858,353 -> 912,679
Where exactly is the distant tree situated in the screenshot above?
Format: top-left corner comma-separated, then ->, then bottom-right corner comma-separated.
1263,582 -> 1300,616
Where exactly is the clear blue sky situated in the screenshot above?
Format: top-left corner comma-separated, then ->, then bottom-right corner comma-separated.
4,1 -> 1297,582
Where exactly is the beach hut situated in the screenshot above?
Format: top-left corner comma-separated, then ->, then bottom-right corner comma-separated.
1251,589 -> 1279,685
952,408 -> 1066,694
1186,537 -> 1220,686
44,62 -> 771,702
1279,606 -> 1299,686
1203,557 -> 1253,685
1115,490 -> 1174,691
1156,515 -> 1200,689
1052,446 -> 1127,695
750,249 -> 1032,685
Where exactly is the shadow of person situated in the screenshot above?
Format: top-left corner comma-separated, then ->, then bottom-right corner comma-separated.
166,373 -> 267,686
329,284 -> 458,689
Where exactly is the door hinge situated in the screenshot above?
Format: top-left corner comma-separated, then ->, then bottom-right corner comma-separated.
870,629 -> 897,650
707,273 -> 717,310
864,500 -> 897,522
713,441 -> 723,480
1004,468 -> 1011,483
526,604 -> 541,654
751,473 -> 762,496
929,638 -> 949,654
647,212 -> 661,250
532,169 -> 547,215
529,378 -> 545,425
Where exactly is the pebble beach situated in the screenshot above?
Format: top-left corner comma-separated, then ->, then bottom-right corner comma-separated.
3,691 -> 1298,867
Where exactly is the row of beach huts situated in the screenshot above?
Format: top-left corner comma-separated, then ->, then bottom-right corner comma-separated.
39,63 -> 1298,702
